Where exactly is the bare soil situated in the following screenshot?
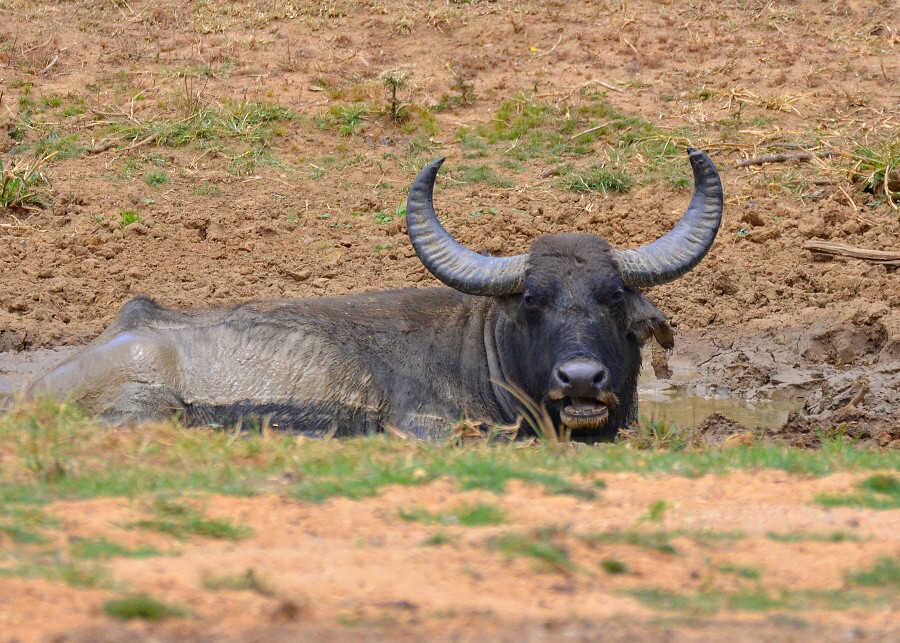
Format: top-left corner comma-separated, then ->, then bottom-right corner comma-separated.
1,473 -> 899,642
0,0 -> 898,639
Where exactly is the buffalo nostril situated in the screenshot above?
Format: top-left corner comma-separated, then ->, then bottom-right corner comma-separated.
555,360 -> 607,395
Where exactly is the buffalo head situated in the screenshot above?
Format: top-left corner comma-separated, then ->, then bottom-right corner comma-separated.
406,149 -> 722,437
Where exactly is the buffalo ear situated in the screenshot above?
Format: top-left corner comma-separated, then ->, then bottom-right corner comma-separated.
624,290 -> 674,349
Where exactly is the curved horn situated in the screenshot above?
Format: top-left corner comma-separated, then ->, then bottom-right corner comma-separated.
406,158 -> 528,296
614,148 -> 723,287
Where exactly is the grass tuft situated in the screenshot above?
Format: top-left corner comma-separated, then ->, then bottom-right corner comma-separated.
203,568 -> 274,595
562,163 -> 634,194
0,153 -> 52,209
846,556 -> 899,588
490,529 -> 572,571
399,502 -> 506,527
129,498 -> 251,540
583,529 -> 679,555
69,537 -> 159,560
104,595 -> 189,621
600,558 -> 629,574
815,474 -> 900,510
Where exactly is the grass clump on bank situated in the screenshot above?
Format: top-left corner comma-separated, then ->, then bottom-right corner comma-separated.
0,399 -> 898,506
104,595 -> 189,621
489,529 -> 572,572
399,502 -> 506,527
129,498 -> 251,540
815,474 -> 900,510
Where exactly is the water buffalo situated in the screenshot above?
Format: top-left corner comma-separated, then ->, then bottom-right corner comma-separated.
28,148 -> 722,440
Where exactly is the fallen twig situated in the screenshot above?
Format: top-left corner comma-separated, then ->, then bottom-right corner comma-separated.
803,240 -> 900,266
569,121 -> 611,140
534,33 -> 563,58
737,151 -> 813,167
736,150 -> 837,167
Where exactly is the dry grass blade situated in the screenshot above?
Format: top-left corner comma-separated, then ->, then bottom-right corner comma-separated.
383,424 -> 418,441
492,380 -> 567,443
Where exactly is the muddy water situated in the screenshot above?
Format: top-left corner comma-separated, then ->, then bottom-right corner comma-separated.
637,390 -> 800,429
637,354 -> 802,429
2,347 -> 801,429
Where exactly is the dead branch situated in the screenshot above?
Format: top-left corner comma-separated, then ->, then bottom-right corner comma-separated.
736,151 -> 836,167
803,240 -> 900,266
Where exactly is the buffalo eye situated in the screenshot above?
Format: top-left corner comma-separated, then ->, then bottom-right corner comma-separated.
523,293 -> 539,307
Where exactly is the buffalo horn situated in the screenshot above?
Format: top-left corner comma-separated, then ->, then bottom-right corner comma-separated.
406,149 -> 722,295
613,148 -> 723,287
406,158 -> 527,296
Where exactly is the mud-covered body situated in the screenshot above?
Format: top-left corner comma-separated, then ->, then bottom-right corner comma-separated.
29,150 -> 722,440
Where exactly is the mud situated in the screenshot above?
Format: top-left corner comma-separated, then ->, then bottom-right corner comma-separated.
1,0 -> 898,437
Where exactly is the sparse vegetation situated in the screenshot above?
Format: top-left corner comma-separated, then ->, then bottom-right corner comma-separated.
625,586 -> 889,613
600,558 -> 629,574
129,498 -> 252,540
1,153 -> 52,209
104,595 -> 189,621
490,530 -> 572,571
399,502 -> 506,527
69,537 -> 159,560
815,474 -> 900,510
583,529 -> 679,555
846,556 -> 900,588
562,163 -> 634,194
203,568 -> 274,595
619,418 -> 686,451
119,209 -> 143,228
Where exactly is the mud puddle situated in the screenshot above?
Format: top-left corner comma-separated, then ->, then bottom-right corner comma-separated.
637,389 -> 800,429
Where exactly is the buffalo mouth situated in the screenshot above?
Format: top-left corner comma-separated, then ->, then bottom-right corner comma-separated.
555,391 -> 619,432
559,398 -> 609,430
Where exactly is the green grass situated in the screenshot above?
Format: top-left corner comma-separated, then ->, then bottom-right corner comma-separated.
192,182 -> 223,197
115,100 -> 301,149
30,131 -> 84,160
399,502 -> 506,527
451,163 -> 514,188
583,529 -> 679,555
0,523 -> 45,544
765,530 -> 863,543
815,474 -> 900,510
846,556 -> 900,588
854,138 -> 899,201
600,558 -> 628,574
714,563 -> 762,581
203,568 -> 274,595
129,498 -> 251,541
316,103 -> 369,136
422,532 -> 452,546
0,153 -> 51,209
104,595 -> 189,621
145,170 -> 170,187
0,555 -> 109,588
561,163 -> 634,194
626,586 -> 891,614
1,399 -> 898,507
489,531 -> 572,571
641,499 -> 669,523
470,93 -> 693,187
69,537 -> 159,560
619,418 -> 687,450
119,209 -> 143,228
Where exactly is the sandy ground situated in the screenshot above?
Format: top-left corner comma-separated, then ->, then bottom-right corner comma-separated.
1,472 -> 898,642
